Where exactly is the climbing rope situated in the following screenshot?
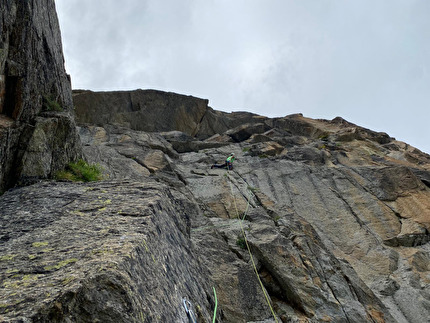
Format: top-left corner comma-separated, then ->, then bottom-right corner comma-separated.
212,287 -> 218,323
227,170 -> 278,323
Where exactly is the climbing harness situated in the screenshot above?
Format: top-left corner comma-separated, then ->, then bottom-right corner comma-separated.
182,298 -> 197,323
227,169 -> 278,323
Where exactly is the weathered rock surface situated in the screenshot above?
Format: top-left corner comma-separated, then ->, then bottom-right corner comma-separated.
73,89 -> 209,136
0,180 -> 213,322
4,104 -> 429,322
0,0 -> 82,192
175,139 -> 429,323
1,3 -> 430,321
76,109 -> 429,322
73,89 -> 268,139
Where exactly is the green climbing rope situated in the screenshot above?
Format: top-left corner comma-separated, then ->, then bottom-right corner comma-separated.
227,170 -> 278,323
212,287 -> 218,323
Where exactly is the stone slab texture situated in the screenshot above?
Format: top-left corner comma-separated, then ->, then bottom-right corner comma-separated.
1,1 -> 430,322
2,105 -> 430,322
0,0 -> 82,192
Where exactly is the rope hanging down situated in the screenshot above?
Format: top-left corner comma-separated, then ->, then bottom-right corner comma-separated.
212,287 -> 218,323
227,170 -> 278,323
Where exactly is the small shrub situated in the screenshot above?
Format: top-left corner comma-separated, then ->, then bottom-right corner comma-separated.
43,95 -> 63,112
55,159 -> 103,182
242,147 -> 250,152
247,185 -> 259,193
258,154 -> 269,159
318,133 -> 329,141
236,237 -> 246,249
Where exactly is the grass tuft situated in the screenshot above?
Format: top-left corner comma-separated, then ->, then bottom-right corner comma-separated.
236,237 -> 246,249
55,159 -> 103,182
42,95 -> 63,112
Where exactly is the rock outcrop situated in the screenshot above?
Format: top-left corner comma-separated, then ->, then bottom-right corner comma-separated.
0,180 -> 213,322
0,0 -> 82,192
1,3 -> 430,322
73,89 -> 267,139
2,94 -> 429,321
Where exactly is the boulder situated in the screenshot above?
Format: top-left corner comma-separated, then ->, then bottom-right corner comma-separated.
268,114 -> 327,138
225,123 -> 271,142
143,150 -> 171,173
194,108 -> 268,139
247,141 -> 285,157
161,131 -> 229,153
204,133 -> 233,143
281,146 -> 327,165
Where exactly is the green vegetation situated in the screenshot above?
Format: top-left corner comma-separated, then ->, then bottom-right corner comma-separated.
236,236 -> 246,249
55,159 -> 103,182
6,269 -> 19,274
32,241 -> 49,248
44,258 -> 78,271
62,276 -> 76,286
258,154 -> 269,159
42,95 -> 63,112
247,185 -> 259,193
0,254 -> 15,262
318,133 -> 329,141
242,147 -> 250,152
22,274 -> 38,282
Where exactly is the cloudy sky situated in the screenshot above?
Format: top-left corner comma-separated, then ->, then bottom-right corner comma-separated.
56,0 -> 429,154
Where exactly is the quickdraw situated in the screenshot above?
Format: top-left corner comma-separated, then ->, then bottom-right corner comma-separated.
182,298 -> 197,323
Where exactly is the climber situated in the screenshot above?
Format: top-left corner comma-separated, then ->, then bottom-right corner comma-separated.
211,153 -> 235,170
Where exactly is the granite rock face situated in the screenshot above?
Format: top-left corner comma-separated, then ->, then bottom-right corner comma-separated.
1,3 -> 430,321
3,103 -> 429,322
73,90 -> 209,136
73,89 -> 267,139
0,180 -> 213,322
0,0 -> 82,192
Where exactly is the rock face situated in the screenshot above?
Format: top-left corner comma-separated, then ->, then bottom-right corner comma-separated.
0,180 -> 213,322
73,90 -> 209,136
0,0 -> 82,192
73,89 -> 267,139
1,4 -> 430,321
2,94 -> 430,322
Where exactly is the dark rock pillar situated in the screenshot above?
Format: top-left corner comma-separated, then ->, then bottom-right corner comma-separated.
0,75 -> 5,113
0,0 -> 82,192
